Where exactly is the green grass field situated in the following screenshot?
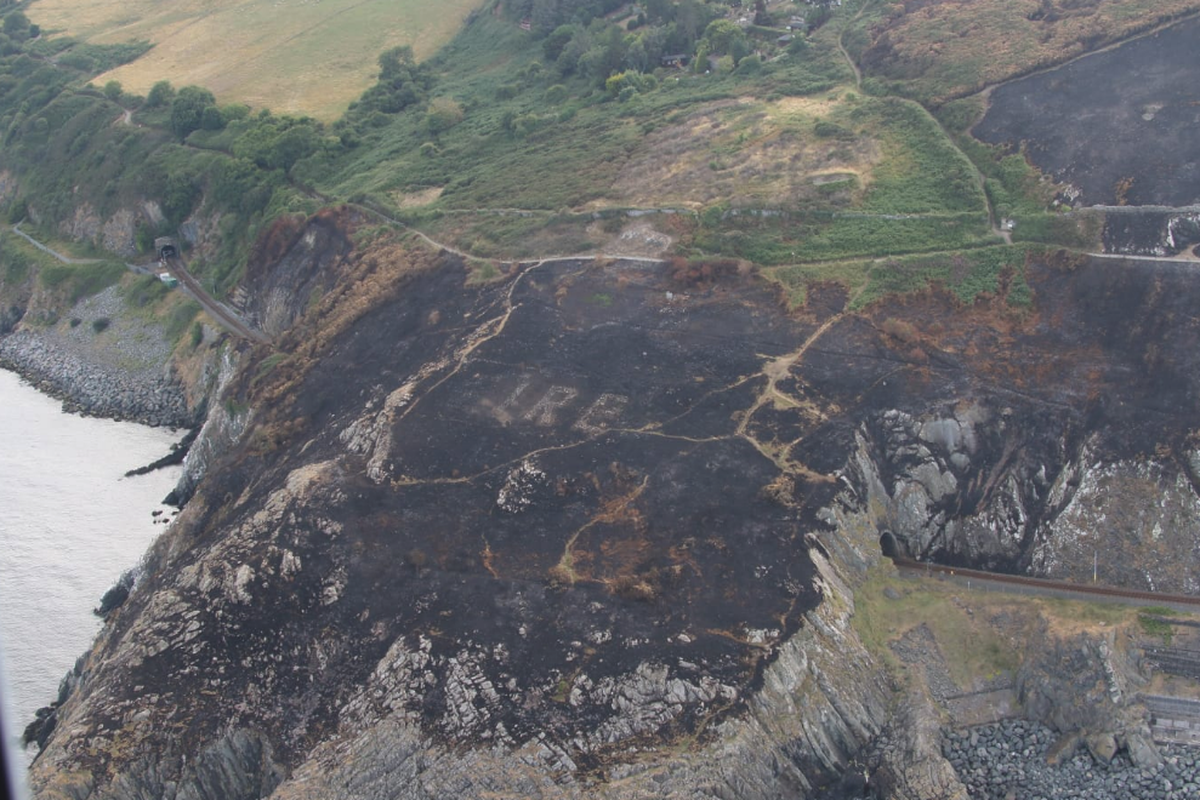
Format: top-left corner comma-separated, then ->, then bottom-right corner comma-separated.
27,0 -> 486,120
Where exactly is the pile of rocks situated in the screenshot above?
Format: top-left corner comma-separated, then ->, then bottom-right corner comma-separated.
944,720 -> 1199,800
0,286 -> 194,427
0,329 -> 191,426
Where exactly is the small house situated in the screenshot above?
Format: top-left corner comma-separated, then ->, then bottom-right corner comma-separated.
660,53 -> 688,68
157,272 -> 179,288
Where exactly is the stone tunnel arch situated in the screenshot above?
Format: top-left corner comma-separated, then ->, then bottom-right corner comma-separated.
879,530 -> 901,560
154,236 -> 178,261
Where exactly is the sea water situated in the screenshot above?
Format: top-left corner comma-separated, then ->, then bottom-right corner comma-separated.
0,367 -> 183,779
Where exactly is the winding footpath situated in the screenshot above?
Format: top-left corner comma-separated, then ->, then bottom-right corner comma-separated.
10,223 -> 104,264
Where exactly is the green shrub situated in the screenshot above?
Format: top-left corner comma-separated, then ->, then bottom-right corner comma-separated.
164,300 -> 201,343
814,120 -> 854,140
189,320 -> 204,348
6,197 -> 26,224
424,97 -> 464,134
124,274 -> 170,308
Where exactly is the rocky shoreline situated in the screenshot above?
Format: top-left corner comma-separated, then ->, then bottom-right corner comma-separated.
0,331 -> 192,428
943,720 -> 1199,800
0,287 -> 195,429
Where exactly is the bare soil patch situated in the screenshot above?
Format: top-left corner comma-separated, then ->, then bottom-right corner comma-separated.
610,98 -> 879,209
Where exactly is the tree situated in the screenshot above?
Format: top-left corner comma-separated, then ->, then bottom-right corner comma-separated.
271,124 -> 319,169
220,104 -> 251,122
578,24 -> 627,86
378,45 -> 416,82
543,24 -> 578,62
703,19 -> 747,57
200,105 -> 226,131
169,86 -> 216,138
232,116 -> 321,171
146,80 -> 175,108
531,0 -> 559,32
644,0 -> 671,23
555,28 -> 591,75
163,172 -> 200,223
102,80 -> 122,101
753,0 -> 770,26
352,45 -> 432,117
3,11 -> 29,40
676,0 -> 705,43
632,26 -> 668,70
735,53 -> 763,75
605,71 -> 656,99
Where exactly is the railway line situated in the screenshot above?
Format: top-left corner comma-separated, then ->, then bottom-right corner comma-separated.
890,556 -> 1200,613
158,254 -> 270,346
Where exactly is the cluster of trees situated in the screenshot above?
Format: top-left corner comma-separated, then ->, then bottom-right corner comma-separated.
340,46 -> 435,131
540,0 -> 724,84
526,0 -> 796,90
2,10 -> 38,42
144,78 -> 332,172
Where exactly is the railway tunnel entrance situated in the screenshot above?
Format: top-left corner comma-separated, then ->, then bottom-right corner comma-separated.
154,236 -> 177,261
879,530 -> 901,560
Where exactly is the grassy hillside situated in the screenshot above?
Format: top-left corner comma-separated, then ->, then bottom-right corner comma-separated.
4,0 -> 1164,310
26,0 -> 485,120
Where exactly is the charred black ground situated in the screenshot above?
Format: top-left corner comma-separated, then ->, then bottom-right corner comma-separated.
48,245 -> 1200,785
974,17 -> 1200,207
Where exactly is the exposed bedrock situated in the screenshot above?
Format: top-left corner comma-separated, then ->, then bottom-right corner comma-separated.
1102,212 -> 1200,258
233,207 -> 358,338
843,254 -> 1200,592
26,238 -> 1200,798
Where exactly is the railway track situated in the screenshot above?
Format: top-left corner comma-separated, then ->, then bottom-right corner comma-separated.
890,556 -> 1200,610
161,257 -> 270,345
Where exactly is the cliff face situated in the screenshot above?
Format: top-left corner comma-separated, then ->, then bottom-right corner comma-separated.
844,254 -> 1200,592
24,224 -> 1200,798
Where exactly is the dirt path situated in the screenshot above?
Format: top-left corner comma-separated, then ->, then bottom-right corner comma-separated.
10,223 -> 104,264
353,203 -> 669,269
837,1 -> 867,91
1089,204 -> 1200,214
732,283 -> 870,482
1089,250 -> 1200,264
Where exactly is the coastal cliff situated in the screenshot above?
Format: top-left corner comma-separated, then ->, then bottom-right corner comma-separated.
18,210 -> 1200,798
